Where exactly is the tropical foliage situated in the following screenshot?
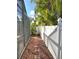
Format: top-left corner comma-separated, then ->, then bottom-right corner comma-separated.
30,0 -> 62,35
31,0 -> 62,25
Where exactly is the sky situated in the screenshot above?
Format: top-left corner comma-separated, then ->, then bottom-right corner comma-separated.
24,0 -> 36,18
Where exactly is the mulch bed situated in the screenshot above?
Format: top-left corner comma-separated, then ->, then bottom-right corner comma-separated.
20,37 -> 54,59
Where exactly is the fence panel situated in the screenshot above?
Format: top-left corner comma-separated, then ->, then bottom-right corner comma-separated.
43,18 -> 62,59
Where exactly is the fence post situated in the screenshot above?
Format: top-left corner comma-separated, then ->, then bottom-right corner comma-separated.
58,17 -> 62,59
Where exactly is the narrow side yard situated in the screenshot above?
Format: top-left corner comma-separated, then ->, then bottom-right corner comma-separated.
21,36 -> 54,59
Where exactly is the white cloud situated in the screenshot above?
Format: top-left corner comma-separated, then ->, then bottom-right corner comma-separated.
30,10 -> 35,15
29,10 -> 35,18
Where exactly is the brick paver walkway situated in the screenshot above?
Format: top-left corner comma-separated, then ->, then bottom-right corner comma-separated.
20,36 -> 54,59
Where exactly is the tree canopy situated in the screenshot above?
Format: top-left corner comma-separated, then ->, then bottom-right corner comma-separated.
31,0 -> 62,26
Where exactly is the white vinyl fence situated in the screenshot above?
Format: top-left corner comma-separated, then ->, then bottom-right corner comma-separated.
36,18 -> 62,59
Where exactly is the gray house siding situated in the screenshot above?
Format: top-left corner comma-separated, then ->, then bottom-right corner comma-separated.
17,0 -> 30,59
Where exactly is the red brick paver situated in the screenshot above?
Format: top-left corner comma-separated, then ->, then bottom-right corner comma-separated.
21,37 -> 54,59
